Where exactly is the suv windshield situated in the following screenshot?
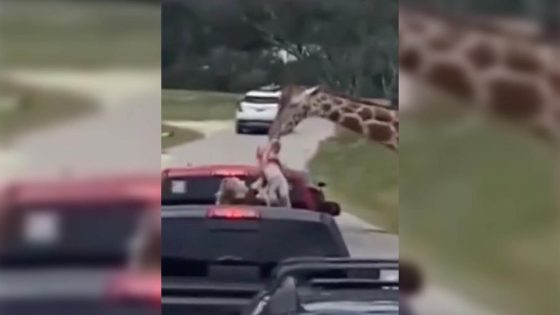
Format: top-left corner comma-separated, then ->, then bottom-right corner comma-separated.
161,175 -> 308,208
0,202 -> 147,268
162,215 -> 347,278
242,96 -> 279,104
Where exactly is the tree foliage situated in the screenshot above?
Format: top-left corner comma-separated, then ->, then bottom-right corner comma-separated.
162,0 -> 397,99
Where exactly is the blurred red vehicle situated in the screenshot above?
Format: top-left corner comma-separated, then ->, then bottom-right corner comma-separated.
0,175 -> 161,315
161,164 -> 340,215
0,174 -> 160,268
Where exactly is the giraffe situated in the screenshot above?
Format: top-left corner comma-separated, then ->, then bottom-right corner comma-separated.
268,85 -> 399,151
399,7 -> 560,143
399,7 -> 560,232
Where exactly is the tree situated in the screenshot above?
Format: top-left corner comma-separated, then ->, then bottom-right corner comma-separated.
162,0 -> 398,99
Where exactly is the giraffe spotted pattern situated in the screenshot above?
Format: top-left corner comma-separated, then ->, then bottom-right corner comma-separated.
269,85 -> 398,151
399,7 -> 560,143
310,93 -> 399,151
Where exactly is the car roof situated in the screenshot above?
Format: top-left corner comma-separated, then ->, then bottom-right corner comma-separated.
1,174 -> 160,206
162,164 -> 306,179
161,205 -> 330,223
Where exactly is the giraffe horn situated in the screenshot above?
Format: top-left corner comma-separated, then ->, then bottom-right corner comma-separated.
303,85 -> 320,97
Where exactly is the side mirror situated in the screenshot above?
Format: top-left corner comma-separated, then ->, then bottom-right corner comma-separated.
400,260 -> 424,296
268,277 -> 299,315
319,201 -> 340,216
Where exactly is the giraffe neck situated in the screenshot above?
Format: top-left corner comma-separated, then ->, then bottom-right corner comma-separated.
311,92 -> 399,151
399,9 -> 560,144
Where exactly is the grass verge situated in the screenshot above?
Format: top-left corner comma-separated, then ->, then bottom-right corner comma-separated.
1,0 -> 159,68
0,80 -> 97,140
400,114 -> 557,315
162,124 -> 203,149
309,110 -> 558,314
162,89 -> 239,121
308,128 -> 398,232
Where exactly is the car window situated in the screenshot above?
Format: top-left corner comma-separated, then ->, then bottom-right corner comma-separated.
162,217 -> 346,277
302,300 -> 398,315
242,96 -> 279,104
301,293 -> 399,314
161,176 -> 307,207
0,202 -> 147,268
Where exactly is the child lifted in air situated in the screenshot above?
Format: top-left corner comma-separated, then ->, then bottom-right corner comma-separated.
251,139 -> 291,207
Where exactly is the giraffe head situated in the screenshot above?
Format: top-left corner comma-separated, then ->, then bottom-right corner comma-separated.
268,85 -> 321,139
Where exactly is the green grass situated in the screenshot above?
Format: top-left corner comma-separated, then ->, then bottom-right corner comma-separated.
309,111 -> 558,315
162,89 -> 239,121
162,124 -> 203,149
309,128 -> 398,232
0,80 -> 97,139
0,0 -> 160,68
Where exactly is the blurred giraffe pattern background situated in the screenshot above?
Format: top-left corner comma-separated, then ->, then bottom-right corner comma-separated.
398,0 -> 559,314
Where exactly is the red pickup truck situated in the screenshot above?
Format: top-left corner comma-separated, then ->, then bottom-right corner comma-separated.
0,175 -> 160,268
161,164 -> 340,216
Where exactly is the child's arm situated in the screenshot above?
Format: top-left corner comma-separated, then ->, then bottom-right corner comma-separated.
251,177 -> 264,190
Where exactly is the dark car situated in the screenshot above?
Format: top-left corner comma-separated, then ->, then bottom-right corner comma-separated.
0,269 -> 161,315
162,205 -> 350,315
243,258 -> 399,315
161,165 -> 340,216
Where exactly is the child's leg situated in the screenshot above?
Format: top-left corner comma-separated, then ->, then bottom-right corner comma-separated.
277,176 -> 291,207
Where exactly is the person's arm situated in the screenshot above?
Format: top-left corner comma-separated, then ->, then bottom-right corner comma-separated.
251,177 -> 263,190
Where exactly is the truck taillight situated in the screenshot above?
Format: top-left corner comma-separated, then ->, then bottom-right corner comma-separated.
207,208 -> 260,220
211,170 -> 248,177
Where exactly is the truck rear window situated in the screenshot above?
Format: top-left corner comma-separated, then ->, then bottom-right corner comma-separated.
161,176 -> 308,208
162,216 -> 347,277
0,202 -> 147,268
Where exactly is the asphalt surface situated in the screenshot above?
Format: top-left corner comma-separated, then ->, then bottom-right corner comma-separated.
1,90 -> 161,181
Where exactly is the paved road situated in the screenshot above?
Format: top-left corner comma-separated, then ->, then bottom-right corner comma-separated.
167,118 -> 499,315
1,91 -> 161,182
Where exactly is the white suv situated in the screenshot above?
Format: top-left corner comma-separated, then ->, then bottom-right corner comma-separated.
235,87 -> 281,134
